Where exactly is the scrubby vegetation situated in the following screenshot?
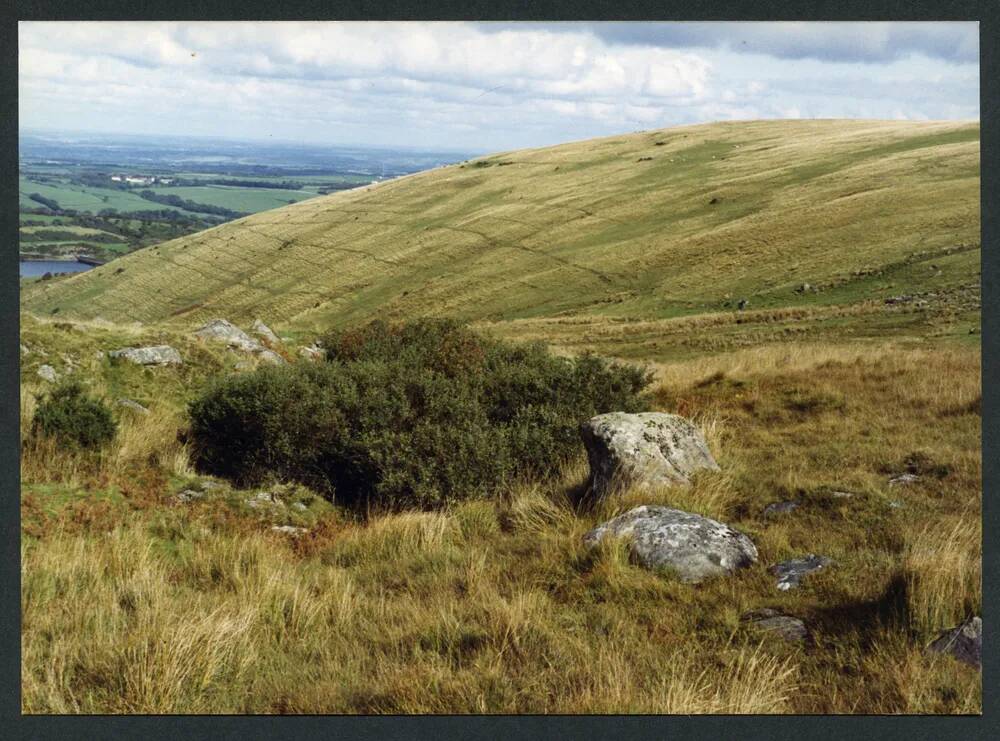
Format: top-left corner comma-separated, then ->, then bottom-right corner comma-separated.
189,320 -> 651,509
31,381 -> 117,450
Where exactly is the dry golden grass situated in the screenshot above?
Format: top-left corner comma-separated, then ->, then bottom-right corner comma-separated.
904,516 -> 981,637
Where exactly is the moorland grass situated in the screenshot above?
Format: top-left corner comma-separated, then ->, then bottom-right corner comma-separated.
20,337 -> 981,714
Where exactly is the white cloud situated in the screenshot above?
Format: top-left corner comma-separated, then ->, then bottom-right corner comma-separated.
17,21 -> 979,152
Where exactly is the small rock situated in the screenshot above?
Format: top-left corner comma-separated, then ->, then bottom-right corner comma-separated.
271,525 -> 308,536
830,491 -> 855,499
927,616 -> 981,669
292,502 -> 308,511
246,491 -> 285,509
889,500 -> 904,509
889,473 -> 920,487
762,501 -> 799,517
198,480 -> 223,492
583,505 -> 757,583
256,348 -> 285,365
251,319 -> 281,345
20,344 -> 29,357
116,398 -> 150,415
173,489 -> 204,504
299,344 -> 323,361
580,412 -> 720,500
742,608 -> 809,642
109,345 -> 182,366
770,555 -> 833,590
36,364 -> 58,382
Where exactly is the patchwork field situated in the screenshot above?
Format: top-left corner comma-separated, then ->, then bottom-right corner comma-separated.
146,185 -> 318,213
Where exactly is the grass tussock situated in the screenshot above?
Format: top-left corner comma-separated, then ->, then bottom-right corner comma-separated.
904,516 -> 981,637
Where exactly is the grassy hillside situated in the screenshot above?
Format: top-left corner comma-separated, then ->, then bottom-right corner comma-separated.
22,120 -> 980,352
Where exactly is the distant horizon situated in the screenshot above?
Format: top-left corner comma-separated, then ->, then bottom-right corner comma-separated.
18,125 -> 484,157
19,114 -> 982,163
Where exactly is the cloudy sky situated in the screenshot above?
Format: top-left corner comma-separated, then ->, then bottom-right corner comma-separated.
19,21 -> 979,153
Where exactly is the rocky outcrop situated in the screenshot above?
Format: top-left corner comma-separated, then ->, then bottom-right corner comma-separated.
195,318 -> 286,364
109,345 -> 183,366
770,555 -> 833,590
583,505 -> 757,583
195,318 -> 259,351
251,319 -> 280,345
36,364 -> 58,382
580,412 -> 719,500
927,616 -> 981,669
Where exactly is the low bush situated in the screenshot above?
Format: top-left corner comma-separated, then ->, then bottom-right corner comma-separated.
31,381 -> 117,450
189,319 -> 652,510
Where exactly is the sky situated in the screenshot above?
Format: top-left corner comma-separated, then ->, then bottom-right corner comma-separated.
18,21 -> 980,153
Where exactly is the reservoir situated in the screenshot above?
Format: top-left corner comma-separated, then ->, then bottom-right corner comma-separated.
20,260 -> 96,278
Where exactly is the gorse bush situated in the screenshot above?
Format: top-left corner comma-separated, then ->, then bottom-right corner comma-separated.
32,381 -> 117,450
189,319 -> 652,509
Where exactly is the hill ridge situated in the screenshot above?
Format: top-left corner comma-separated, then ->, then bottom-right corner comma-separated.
22,119 -> 980,338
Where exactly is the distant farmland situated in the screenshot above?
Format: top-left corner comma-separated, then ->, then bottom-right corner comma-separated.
146,184 -> 318,212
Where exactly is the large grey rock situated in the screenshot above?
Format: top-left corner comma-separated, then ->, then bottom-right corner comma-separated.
36,364 -> 58,382
927,616 -> 981,669
109,345 -> 182,366
251,319 -> 280,345
770,555 -> 834,591
583,505 -> 757,583
581,412 -> 719,500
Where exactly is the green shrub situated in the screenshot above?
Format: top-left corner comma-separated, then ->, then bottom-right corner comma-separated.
32,381 -> 117,449
189,319 -> 652,510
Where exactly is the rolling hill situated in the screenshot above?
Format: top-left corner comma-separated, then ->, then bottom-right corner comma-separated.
22,119 -> 980,354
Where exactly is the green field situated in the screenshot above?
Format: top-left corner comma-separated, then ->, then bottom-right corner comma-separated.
18,176 -> 202,215
147,184 -> 319,212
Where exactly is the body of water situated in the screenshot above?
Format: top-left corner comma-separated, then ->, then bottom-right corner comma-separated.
20,260 -> 96,278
